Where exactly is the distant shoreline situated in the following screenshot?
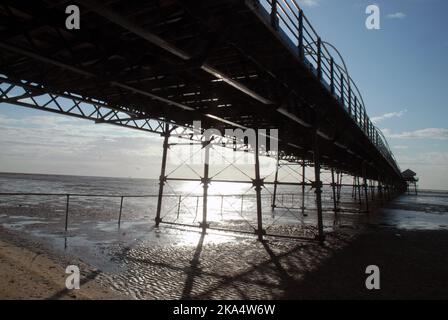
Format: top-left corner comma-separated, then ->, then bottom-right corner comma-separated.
0,171 -> 156,181
1,171 -> 447,193
419,189 -> 448,194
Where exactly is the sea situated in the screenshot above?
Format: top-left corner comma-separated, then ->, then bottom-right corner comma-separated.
1,172 -> 448,233
0,171 -> 355,233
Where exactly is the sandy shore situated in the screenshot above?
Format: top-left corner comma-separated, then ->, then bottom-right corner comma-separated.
0,229 -> 122,299
1,224 -> 447,299
1,190 -> 448,299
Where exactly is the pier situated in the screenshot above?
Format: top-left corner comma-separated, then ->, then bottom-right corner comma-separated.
0,0 -> 406,242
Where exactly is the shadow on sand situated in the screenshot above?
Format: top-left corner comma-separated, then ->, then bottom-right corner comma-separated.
113,228 -> 448,299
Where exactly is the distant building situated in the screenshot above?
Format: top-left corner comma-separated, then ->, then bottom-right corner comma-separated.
402,169 -> 418,195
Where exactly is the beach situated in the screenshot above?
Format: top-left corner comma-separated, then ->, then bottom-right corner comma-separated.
0,228 -> 121,299
1,224 -> 448,299
0,174 -> 448,299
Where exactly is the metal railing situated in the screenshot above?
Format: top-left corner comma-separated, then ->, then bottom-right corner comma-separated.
256,0 -> 401,175
0,191 -> 307,231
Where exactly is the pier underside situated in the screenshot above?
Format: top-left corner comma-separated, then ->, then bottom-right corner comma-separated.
0,0 -> 406,241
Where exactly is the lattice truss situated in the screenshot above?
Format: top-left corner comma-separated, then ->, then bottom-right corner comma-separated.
157,134 -> 269,230
154,132 -> 323,238
0,74 -> 168,133
0,73 -> 278,154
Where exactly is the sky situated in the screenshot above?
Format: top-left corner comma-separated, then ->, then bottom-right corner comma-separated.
1,0 -> 447,190
297,0 -> 448,190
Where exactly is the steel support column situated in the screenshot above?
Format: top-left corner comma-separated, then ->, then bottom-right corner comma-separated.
201,140 -> 211,231
254,132 -> 264,241
357,176 -> 362,207
362,163 -> 369,213
155,124 -> 170,227
271,154 -> 280,210
387,183 -> 391,201
331,168 -> 338,222
337,171 -> 342,205
378,180 -> 383,203
301,160 -> 306,216
313,135 -> 325,243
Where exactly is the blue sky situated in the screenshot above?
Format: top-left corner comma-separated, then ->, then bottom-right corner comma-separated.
296,0 -> 448,189
1,0 -> 447,189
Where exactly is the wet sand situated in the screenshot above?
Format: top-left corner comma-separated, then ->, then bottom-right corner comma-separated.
1,192 -> 448,299
1,224 -> 448,299
284,228 -> 448,299
0,223 -> 348,299
0,228 -> 122,299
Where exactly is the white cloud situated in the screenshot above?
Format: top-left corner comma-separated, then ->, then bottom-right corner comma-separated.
399,152 -> 448,166
371,109 -> 407,124
0,114 -> 163,178
393,145 -> 409,150
383,128 -> 448,140
396,152 -> 448,185
394,152 -> 448,190
0,112 -> 261,179
387,12 -> 406,19
300,0 -> 319,7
